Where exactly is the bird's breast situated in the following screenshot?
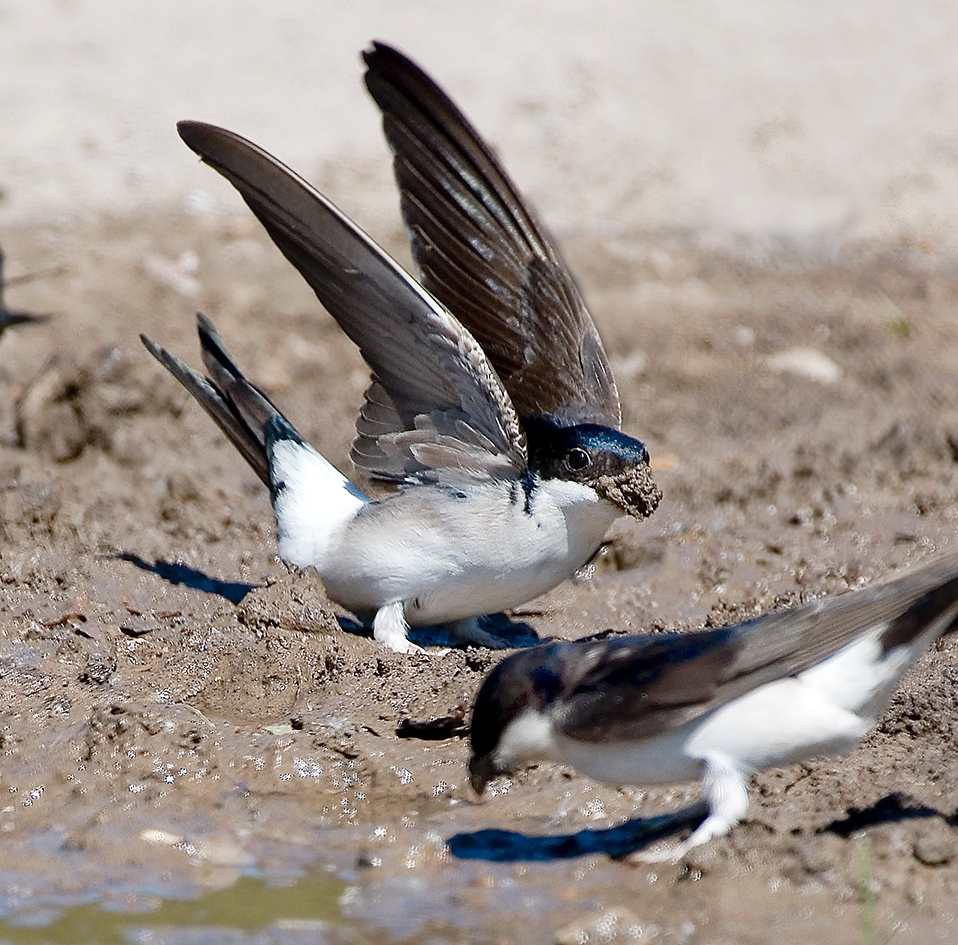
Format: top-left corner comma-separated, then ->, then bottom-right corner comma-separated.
554,725 -> 704,787
322,478 -> 621,623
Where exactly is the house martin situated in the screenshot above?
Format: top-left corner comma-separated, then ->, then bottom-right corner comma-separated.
142,44 -> 661,653
0,244 -> 49,338
469,554 -> 958,858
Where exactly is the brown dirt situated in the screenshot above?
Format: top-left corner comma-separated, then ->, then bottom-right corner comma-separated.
1,213 -> 957,944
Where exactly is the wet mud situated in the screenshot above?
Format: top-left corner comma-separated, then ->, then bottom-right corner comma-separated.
0,214 -> 957,943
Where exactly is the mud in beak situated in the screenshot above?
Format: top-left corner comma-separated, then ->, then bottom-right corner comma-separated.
594,462 -> 663,520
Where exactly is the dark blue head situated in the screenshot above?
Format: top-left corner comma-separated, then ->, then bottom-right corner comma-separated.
469,642 -> 570,793
522,416 -> 661,518
524,416 -> 648,480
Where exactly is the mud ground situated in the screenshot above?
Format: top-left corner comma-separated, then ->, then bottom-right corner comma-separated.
1,212 -> 957,944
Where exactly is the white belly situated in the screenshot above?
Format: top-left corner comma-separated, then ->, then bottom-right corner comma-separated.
320,478 -> 619,625
554,674 -> 873,790
557,724 -> 705,787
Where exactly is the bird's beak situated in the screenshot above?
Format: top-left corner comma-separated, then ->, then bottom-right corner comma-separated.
468,753 -> 496,796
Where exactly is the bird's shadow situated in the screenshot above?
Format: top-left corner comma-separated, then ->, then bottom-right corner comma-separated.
116,553 -> 541,647
449,792 -> 958,863
116,553 -> 256,605
822,792 -> 958,836
447,801 -> 708,862
339,611 -> 542,649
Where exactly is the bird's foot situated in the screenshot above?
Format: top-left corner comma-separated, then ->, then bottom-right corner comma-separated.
447,617 -> 515,649
628,833 -> 705,864
630,754 -> 748,863
627,810 -> 731,863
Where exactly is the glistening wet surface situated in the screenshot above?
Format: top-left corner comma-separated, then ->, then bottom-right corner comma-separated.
0,871 -> 349,945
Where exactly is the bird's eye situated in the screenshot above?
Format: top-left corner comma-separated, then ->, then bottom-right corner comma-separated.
566,447 -> 591,471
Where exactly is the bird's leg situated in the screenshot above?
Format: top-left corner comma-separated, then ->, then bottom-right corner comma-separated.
447,617 -> 515,649
631,753 -> 749,862
373,600 -> 423,654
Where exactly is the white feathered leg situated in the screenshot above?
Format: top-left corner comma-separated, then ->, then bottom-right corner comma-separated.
632,752 -> 750,862
373,600 -> 423,654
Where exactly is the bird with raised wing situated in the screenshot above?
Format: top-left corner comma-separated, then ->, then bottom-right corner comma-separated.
469,554 -> 958,858
142,44 -> 661,653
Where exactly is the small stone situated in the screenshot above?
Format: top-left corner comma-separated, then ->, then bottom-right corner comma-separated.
766,347 -> 841,384
79,650 -> 116,685
913,830 -> 956,866
119,619 -> 161,637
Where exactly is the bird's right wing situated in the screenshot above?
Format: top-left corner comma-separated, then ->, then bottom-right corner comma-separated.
550,629 -> 745,742
363,42 -> 621,428
178,120 -> 527,483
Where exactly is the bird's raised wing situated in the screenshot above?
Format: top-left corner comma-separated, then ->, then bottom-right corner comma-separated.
363,42 -> 621,428
178,120 -> 526,483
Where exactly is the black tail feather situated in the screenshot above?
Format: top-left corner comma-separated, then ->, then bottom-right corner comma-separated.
140,314 -> 302,487
880,571 -> 958,653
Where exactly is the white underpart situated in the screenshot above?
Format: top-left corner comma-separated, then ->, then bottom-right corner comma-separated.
267,435 -> 624,653
269,438 -> 368,569
501,623 -> 940,858
798,622 -> 923,717
322,477 -> 619,651
495,708 -> 558,771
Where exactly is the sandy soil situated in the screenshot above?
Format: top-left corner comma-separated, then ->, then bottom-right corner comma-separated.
0,207 -> 956,944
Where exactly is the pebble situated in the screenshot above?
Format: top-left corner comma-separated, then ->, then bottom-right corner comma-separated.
766,346 -> 841,384
913,831 -> 956,866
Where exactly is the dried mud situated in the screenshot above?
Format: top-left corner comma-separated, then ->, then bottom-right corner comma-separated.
1,214 -> 958,944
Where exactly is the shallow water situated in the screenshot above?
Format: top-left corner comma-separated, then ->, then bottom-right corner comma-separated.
0,871 -> 350,945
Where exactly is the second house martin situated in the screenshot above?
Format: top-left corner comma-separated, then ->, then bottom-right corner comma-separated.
470,554 -> 958,858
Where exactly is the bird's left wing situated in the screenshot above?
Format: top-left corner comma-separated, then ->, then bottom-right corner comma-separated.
717,553 -> 958,693
550,629 -> 744,742
554,554 -> 958,743
177,121 -> 527,483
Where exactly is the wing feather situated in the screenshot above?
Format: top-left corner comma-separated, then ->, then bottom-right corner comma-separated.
554,554 -> 958,742
363,41 -> 621,426
177,120 -> 526,482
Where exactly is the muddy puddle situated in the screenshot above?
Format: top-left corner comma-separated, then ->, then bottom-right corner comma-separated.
0,214 -> 957,943
0,870 -> 348,944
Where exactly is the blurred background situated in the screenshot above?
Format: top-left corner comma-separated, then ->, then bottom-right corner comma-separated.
1,0 -> 957,256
